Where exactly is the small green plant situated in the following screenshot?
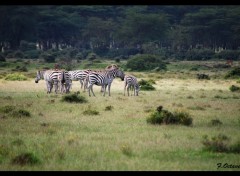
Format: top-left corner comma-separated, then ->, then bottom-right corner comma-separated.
5,73 -> 28,81
229,85 -> 240,92
202,134 -> 230,153
210,119 -> 223,126
229,141 -> 240,153
0,105 -> 31,118
61,94 -> 88,103
120,144 -> 133,157
12,109 -> 31,118
0,105 -> 15,113
11,152 -> 41,166
225,67 -> 240,79
83,105 -> 99,115
105,105 -> 114,111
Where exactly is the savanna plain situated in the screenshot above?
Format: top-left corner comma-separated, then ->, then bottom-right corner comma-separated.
0,59 -> 239,171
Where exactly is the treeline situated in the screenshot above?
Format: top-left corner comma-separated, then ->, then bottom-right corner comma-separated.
1,5 -> 240,61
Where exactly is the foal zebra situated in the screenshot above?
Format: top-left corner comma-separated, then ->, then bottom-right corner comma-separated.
35,70 -> 61,94
87,68 -> 125,97
124,75 -> 140,96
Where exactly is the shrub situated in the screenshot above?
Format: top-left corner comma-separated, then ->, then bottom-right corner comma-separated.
61,94 -> 88,103
126,54 -> 167,71
14,50 -> 24,58
24,50 -> 41,59
105,105 -> 114,111
229,141 -> 240,153
146,106 -> 192,126
225,67 -> 240,79
216,50 -> 240,60
12,65 -> 28,72
229,85 -> 240,92
41,53 -> 56,63
0,105 -> 31,118
174,110 -> 193,126
202,134 -> 230,153
11,152 -> 40,166
0,53 -> 6,62
0,105 -> 15,113
83,105 -> 99,115
5,73 -> 28,81
12,109 -> 31,118
120,144 -> 133,157
19,40 -> 36,51
186,49 -> 215,60
138,79 -> 155,91
210,119 -> 223,126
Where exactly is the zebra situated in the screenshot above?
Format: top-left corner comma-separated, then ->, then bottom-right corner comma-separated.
35,70 -> 61,94
87,68 -> 125,97
58,70 -> 72,93
124,75 -> 140,96
68,69 -> 91,91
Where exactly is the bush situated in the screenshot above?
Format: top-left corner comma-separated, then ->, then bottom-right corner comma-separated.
138,79 -> 155,91
12,65 -> 28,72
210,119 -> 223,126
0,53 -> 6,62
24,50 -> 42,59
41,53 -> 56,63
0,105 -> 31,118
216,50 -> 240,60
11,152 -> 40,166
126,54 -> 167,71
83,105 -> 99,115
229,85 -> 240,92
14,50 -> 24,59
146,106 -> 193,126
225,67 -> 240,79
202,134 -> 230,153
61,93 -> 88,103
19,40 -> 36,51
5,73 -> 28,81
186,49 -> 215,60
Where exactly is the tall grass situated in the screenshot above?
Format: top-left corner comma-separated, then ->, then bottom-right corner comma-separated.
0,60 -> 239,171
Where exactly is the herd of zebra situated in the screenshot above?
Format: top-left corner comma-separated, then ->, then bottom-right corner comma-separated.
35,64 -> 141,97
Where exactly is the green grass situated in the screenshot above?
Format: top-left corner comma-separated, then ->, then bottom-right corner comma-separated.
0,60 -> 239,171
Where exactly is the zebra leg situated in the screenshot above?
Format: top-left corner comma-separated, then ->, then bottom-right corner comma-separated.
107,84 -> 111,96
46,81 -> 50,94
102,84 -> 107,96
54,81 -> 58,94
127,85 -> 130,96
88,84 -> 95,97
80,79 -> 83,89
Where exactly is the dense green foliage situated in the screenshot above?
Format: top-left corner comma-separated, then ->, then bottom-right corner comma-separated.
146,106 -> 193,126
225,67 -> 240,79
138,79 -> 156,91
126,54 -> 166,71
1,6 -> 240,61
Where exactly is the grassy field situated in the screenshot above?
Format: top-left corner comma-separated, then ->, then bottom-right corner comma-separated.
0,59 -> 239,171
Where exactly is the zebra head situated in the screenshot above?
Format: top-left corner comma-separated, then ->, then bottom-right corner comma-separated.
116,69 -> 125,81
135,84 -> 140,96
35,70 -> 42,83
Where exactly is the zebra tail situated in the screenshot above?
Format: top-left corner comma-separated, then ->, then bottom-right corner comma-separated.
61,71 -> 65,84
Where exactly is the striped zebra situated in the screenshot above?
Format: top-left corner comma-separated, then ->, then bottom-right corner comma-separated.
58,70 -> 72,93
68,69 -> 91,91
87,68 -> 125,97
35,70 -> 61,94
124,75 -> 140,96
